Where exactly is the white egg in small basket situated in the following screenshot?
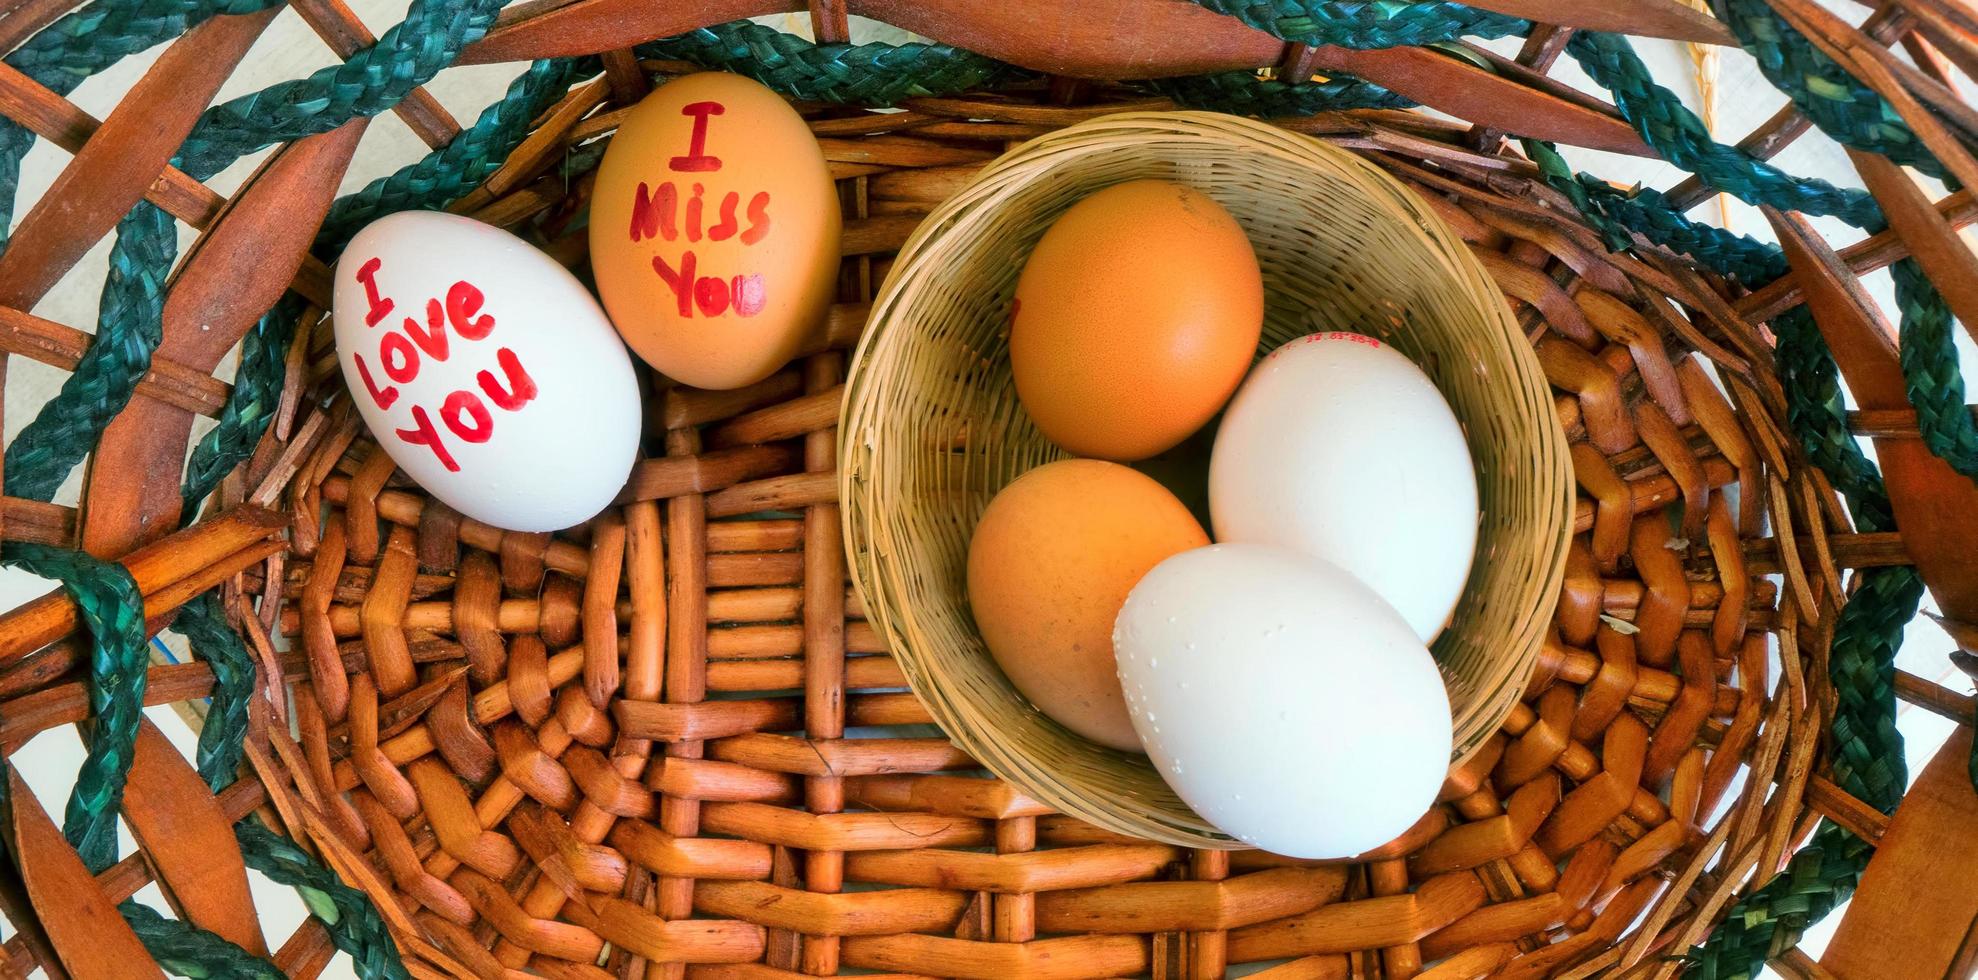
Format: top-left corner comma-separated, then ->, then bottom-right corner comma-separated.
1210,332 -> 1478,641
1114,543 -> 1452,858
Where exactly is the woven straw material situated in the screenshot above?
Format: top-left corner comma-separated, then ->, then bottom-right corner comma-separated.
222,95 -> 1836,978
0,0 -> 1975,977
842,110 -> 1573,845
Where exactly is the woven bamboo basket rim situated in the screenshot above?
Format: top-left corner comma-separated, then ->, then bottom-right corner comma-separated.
841,109 -> 1574,846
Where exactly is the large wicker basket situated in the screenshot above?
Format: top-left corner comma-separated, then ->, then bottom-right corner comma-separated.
0,1 -> 1975,978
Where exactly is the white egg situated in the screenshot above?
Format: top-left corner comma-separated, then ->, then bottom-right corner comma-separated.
334,212 -> 642,532
1114,543 -> 1452,858
1210,332 -> 1477,640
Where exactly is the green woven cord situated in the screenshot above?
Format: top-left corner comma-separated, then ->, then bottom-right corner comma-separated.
1,0 -> 276,82
0,543 -> 147,873
1145,68 -> 1413,116
637,19 -> 1412,126
1889,258 -> 1978,475
1524,138 -> 1790,284
1571,195 -> 1978,487
165,593 -> 259,791
1535,83 -> 1978,486
639,20 -> 1021,107
236,820 -> 409,980
1704,0 -> 1978,483
1184,0 -> 1526,48
1565,31 -> 1882,228
1770,300 -> 1914,821
2,202 -> 173,502
4,0 -> 505,499
119,902 -> 286,979
1711,0 -> 1943,180
1540,32 -> 1978,485
1687,822 -> 1873,979
0,0 -> 286,246
0,0 -> 270,500
180,300 -> 300,523
317,56 -> 589,252
173,0 -> 506,181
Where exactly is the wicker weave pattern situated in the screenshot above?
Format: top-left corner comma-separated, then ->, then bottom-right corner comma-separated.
0,1 -> 1970,978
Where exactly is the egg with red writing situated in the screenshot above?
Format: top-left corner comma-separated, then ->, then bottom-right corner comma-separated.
590,73 -> 841,391
334,211 -> 641,532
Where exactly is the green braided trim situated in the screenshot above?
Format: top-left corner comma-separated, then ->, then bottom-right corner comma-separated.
1524,138 -> 1789,284
1537,33 -> 1978,487
174,0 -> 505,182
1143,68 -> 1414,115
1684,565 -> 1920,979
1770,306 -> 1915,817
237,820 -> 410,980
120,901 -> 285,979
0,0 -> 285,245
180,301 -> 299,523
166,593 -> 258,791
1565,31 -> 1882,229
317,57 -> 589,251
2,203 -> 172,502
1773,313 -> 1900,530
6,0 -> 500,498
1184,0 -> 1526,48
1712,0 -> 1943,180
1,543 -> 147,874
638,20 -> 1022,107
1708,0 -> 1978,487
1685,822 -> 1873,980
2,0 -> 276,87
1821,567 -> 1917,809
1889,258 -> 1978,476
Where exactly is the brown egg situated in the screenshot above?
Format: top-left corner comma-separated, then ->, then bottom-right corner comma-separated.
967,460 -> 1210,751
1010,180 -> 1263,461
590,73 -> 840,390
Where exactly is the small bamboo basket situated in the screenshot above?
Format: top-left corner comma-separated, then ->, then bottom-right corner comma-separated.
840,111 -> 1575,846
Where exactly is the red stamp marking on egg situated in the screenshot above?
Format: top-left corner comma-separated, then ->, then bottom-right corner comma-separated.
1267,330 -> 1383,362
350,256 -> 540,472
627,100 -> 776,321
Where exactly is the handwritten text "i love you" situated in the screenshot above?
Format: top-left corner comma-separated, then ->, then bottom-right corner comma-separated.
349,256 -> 540,472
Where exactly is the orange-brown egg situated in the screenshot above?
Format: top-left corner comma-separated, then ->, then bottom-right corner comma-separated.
1010,180 -> 1263,460
967,459 -> 1210,751
590,73 -> 840,390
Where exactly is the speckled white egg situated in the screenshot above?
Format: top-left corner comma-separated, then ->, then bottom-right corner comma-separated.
1114,543 -> 1452,858
334,212 -> 642,531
